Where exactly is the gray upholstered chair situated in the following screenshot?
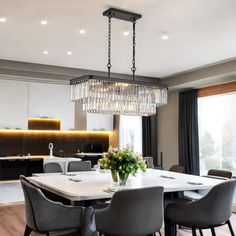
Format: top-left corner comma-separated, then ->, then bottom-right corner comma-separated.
165,180 -> 236,236
184,169 -> 233,201
144,156 -> 155,169
95,186 -> 164,236
144,156 -> 163,170
68,161 -> 91,172
169,165 -> 185,173
44,162 -> 63,173
207,169 -> 232,179
20,175 -> 95,236
165,165 -> 185,204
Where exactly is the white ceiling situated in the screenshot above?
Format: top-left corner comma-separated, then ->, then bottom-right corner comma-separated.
0,0 -> 236,78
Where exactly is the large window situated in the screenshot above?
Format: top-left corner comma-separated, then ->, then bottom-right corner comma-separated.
198,92 -> 236,176
119,115 -> 142,154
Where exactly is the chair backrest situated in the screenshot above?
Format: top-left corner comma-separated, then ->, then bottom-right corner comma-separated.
198,180 -> 236,225
20,175 -> 85,232
144,156 -> 154,169
44,162 -> 63,173
20,176 -> 38,231
96,187 -> 164,236
169,165 -> 185,173
67,161 -> 91,172
207,169 -> 232,179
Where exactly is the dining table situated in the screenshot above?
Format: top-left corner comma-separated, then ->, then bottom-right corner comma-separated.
28,169 -> 227,236
29,169 -> 225,203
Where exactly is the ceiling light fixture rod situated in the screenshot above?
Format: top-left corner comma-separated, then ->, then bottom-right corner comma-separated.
104,8 -> 141,81
107,15 -> 112,78
132,21 -> 136,81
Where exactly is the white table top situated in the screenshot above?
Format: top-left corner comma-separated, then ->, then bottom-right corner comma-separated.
29,169 -> 225,201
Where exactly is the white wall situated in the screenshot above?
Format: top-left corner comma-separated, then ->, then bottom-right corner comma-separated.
157,91 -> 179,170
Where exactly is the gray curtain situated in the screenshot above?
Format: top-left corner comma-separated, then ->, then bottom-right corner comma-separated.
179,89 -> 200,175
142,114 -> 158,166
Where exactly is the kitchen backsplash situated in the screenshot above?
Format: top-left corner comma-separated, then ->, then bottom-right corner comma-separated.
0,131 -> 109,157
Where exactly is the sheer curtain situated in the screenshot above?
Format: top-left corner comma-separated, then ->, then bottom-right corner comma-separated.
119,115 -> 142,154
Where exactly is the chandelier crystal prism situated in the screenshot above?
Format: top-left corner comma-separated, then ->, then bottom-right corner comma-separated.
71,75 -> 168,116
70,8 -> 168,116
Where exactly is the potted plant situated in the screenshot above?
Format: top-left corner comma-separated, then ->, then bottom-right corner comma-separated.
99,145 -> 147,186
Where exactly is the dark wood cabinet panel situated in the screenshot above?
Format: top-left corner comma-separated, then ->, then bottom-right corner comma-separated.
0,131 -> 109,157
0,132 -> 24,156
28,118 -> 61,130
0,158 -> 43,180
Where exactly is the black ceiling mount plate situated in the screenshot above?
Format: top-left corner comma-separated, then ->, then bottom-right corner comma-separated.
103,8 -> 142,22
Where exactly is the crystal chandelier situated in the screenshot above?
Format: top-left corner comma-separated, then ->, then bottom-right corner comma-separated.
70,8 -> 168,116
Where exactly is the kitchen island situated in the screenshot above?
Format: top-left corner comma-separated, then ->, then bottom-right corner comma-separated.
75,152 -> 104,166
0,156 -> 81,180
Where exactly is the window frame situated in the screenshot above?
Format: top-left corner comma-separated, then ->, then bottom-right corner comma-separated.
198,81 -> 236,97
197,81 -> 236,177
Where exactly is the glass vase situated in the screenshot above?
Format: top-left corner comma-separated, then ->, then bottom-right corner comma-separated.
118,172 -> 129,186
111,170 -> 118,183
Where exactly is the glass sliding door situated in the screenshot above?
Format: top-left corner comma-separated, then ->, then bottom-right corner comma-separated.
198,92 -> 236,176
119,115 -> 142,154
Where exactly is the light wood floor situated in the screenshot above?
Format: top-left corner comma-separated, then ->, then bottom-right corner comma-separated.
0,204 -> 235,236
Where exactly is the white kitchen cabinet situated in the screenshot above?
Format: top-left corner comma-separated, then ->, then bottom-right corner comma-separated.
75,104 -> 113,131
87,113 -> 113,131
0,80 -> 28,129
28,83 -> 75,130
0,79 -> 113,131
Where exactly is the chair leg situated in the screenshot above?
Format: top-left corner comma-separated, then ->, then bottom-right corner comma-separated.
24,225 -> 32,236
192,227 -> 197,236
199,229 -> 204,236
164,222 -> 176,236
158,230 -> 162,236
210,227 -> 216,236
227,220 -> 235,236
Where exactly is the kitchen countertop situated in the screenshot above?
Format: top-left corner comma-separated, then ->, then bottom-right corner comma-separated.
0,153 -> 105,160
74,152 -> 105,156
0,155 -> 80,160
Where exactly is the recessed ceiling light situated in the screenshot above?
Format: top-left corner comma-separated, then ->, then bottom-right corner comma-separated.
123,31 -> 130,36
67,51 -> 72,55
41,20 -> 47,25
161,34 -> 169,40
0,18 -> 6,23
79,29 -> 86,34
43,50 -> 48,55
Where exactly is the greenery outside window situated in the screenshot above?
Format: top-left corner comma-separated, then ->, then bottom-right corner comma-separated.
198,91 -> 236,176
